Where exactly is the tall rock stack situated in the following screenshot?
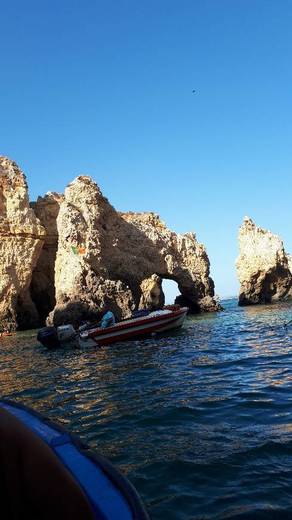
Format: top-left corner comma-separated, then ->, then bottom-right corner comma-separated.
48,175 -> 220,326
47,176 -> 136,326
0,157 -> 45,330
236,217 -> 292,305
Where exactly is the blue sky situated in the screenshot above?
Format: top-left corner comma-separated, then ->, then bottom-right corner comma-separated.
1,0 -> 292,299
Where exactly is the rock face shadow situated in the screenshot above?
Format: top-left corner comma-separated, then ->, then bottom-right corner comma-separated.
30,193 -> 63,324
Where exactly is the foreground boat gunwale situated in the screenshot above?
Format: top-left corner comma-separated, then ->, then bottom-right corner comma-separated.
0,399 -> 149,520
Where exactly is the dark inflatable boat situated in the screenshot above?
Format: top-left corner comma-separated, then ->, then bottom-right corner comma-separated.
0,400 -> 149,520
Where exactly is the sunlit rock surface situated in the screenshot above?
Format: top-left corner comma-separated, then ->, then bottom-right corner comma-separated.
48,176 -> 219,325
236,217 -> 292,305
0,157 -> 45,330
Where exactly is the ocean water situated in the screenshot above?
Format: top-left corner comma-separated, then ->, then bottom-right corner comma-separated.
1,299 -> 292,519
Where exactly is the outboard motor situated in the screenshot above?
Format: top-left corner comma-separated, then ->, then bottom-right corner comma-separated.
37,327 -> 60,349
57,325 -> 78,346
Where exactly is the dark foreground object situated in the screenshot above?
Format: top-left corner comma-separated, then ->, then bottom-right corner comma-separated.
0,400 -> 149,520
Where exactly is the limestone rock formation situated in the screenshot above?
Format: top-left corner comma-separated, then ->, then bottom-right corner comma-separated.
48,175 -> 220,326
0,157 -> 45,330
30,193 -> 63,322
236,217 -> 292,305
139,274 -> 164,310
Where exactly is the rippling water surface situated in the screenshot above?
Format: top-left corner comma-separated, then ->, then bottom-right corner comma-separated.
2,299 -> 292,519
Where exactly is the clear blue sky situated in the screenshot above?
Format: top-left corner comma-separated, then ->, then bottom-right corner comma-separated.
1,0 -> 292,299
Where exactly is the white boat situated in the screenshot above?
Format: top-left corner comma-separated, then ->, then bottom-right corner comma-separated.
37,307 -> 188,349
78,306 -> 188,347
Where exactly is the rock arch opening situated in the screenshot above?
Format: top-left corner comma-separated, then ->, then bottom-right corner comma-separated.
162,278 -> 180,305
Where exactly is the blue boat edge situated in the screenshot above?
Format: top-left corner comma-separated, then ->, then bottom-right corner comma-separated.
0,398 -> 150,520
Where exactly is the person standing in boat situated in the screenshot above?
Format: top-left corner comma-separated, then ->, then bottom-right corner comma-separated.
78,307 -> 116,332
98,307 -> 116,328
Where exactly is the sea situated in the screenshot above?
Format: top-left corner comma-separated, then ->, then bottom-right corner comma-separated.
1,298 -> 292,519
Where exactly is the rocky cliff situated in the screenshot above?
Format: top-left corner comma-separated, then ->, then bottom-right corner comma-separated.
0,157 -> 45,330
0,157 -> 220,330
48,176 -> 220,326
236,217 -> 292,305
